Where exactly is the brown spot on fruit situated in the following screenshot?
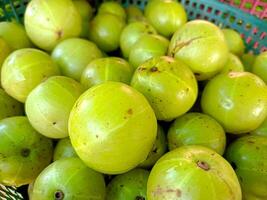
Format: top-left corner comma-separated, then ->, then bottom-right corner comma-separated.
96,135 -> 99,138
152,186 -> 182,197
127,109 -> 133,115
166,189 -> 182,197
135,196 -> 145,200
21,148 -> 30,157
138,67 -> 147,71
53,122 -> 57,125
150,67 -> 158,72
197,161 -> 210,171
54,190 -> 64,200
56,30 -> 63,39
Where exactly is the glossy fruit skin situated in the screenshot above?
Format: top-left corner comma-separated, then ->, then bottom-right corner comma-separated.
126,5 -> 145,23
252,51 -> 267,84
131,56 -> 198,121
98,1 -> 126,20
73,0 -> 93,38
25,76 -> 84,139
53,138 -> 77,161
89,13 -> 125,52
222,28 -> 245,57
167,112 -> 226,155
129,34 -> 169,69
168,20 -> 229,80
120,21 -> 157,59
145,0 -> 187,37
241,53 -> 255,72
0,38 -> 11,86
1,48 -> 60,102
32,157 -> 106,200
147,145 -> 241,200
0,89 -> 24,120
139,124 -> 167,168
80,57 -> 133,89
106,168 -> 149,200
201,72 -> 267,134
0,116 -> 53,187
220,53 -> 244,74
52,38 -> 103,81
69,82 -> 157,174
226,135 -> 267,200
0,22 -> 33,50
25,0 -> 81,51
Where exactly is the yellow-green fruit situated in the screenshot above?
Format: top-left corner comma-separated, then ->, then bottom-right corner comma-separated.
25,76 -> 84,139
53,138 -> 77,161
0,38 -> 11,85
69,82 -> 157,174
220,53 -> 244,74
167,112 -> 226,155
222,28 -> 245,57
98,1 -> 126,20
201,72 -> 267,134
241,53 -> 256,72
147,145 -> 242,200
1,48 -> 60,102
0,117 -> 53,187
25,0 -> 82,51
126,5 -> 145,23
251,116 -> 267,137
252,51 -> 267,84
131,56 -> 198,121
168,20 -> 229,80
32,158 -> 106,200
0,89 -> 24,120
145,0 -> 187,37
0,22 -> 33,50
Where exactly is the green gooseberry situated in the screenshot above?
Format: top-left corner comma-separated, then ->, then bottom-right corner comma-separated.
32,157 -> 106,200
80,57 -> 133,89
125,5 -> 146,23
147,145 -> 241,200
129,34 -> 169,69
167,112 -> 226,155
52,38 -> 103,81
220,53 -> 244,74
250,116 -> 267,137
0,116 -> 53,187
53,138 -> 77,161
226,135 -> 267,200
201,72 -> 267,134
89,13 -> 125,52
252,51 -> 267,84
120,21 -> 157,59
1,48 -> 60,102
25,76 -> 84,139
222,28 -> 245,57
25,0 -> 82,51
98,1 -> 126,20
0,38 -> 11,86
106,168 -> 149,200
139,124 -> 167,168
145,0 -> 187,37
0,22 -> 33,50
69,82 -> 157,174
168,20 -> 229,80
0,89 -> 24,120
131,56 -> 198,121
241,53 -> 256,72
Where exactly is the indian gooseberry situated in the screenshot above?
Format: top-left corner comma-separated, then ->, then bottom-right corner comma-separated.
106,168 -> 149,200
0,38 -> 11,85
69,82 -> 157,174
129,34 -> 169,69
222,28 -> 245,57
52,38 -> 103,81
126,5 -> 146,23
145,0 -> 187,37
120,21 -> 157,59
32,157 -> 106,200
252,51 -> 267,84
201,72 -> 267,134
24,0 -> 81,51
53,138 -> 77,161
98,1 -> 126,20
0,22 -> 33,50
139,124 -> 167,168
168,20 -> 229,80
0,89 -> 24,120
220,53 -> 244,74
0,116 -> 53,187
80,57 -> 133,89
167,112 -> 226,155
89,13 -> 125,52
226,135 -> 267,200
25,76 -> 84,139
241,53 -> 256,72
147,145 -> 242,200
250,116 -> 267,137
1,48 -> 60,102
131,56 -> 198,121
